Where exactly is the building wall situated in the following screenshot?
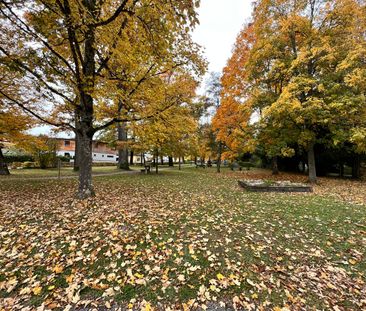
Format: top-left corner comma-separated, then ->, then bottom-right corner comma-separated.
57,139 -> 118,163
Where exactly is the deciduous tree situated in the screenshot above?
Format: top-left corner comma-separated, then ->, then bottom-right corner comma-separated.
0,0 -> 204,198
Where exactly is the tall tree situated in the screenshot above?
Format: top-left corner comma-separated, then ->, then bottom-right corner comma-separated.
0,0 -> 204,198
216,0 -> 366,182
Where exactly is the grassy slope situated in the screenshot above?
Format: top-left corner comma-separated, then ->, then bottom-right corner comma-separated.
0,168 -> 365,310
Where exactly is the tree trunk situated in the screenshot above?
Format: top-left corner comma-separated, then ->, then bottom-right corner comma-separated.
73,131 -> 81,171
168,156 -> 174,167
272,156 -> 279,175
130,150 -> 134,165
117,121 -> 129,170
155,152 -> 159,174
77,131 -> 94,199
352,154 -> 361,179
339,161 -> 344,178
141,153 -> 144,166
217,141 -> 222,173
0,147 -> 10,175
182,156 -> 185,164
160,156 -> 164,165
76,2 -> 96,199
194,156 -> 197,165
178,156 -> 181,170
307,143 -> 317,183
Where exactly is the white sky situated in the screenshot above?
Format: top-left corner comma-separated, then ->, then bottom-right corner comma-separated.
193,0 -> 253,74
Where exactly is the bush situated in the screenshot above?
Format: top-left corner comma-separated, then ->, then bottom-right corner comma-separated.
238,161 -> 255,169
4,154 -> 34,163
57,155 -> 70,163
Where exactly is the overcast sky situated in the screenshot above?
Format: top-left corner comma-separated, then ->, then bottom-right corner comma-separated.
193,0 -> 253,75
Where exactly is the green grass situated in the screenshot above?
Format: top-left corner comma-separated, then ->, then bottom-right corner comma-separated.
1,165 -> 137,179
1,164 -> 195,179
0,168 -> 365,310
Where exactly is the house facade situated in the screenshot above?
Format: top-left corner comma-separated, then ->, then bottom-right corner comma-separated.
57,138 -> 119,163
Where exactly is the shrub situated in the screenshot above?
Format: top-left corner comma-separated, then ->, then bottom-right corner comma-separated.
4,154 -> 34,163
57,155 -> 70,163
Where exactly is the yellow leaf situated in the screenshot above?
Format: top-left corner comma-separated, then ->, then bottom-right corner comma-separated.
143,302 -> 152,311
48,285 -> 55,290
53,265 -> 64,274
66,274 -> 74,283
135,273 -> 144,279
349,259 -> 357,265
216,273 -> 225,280
33,286 -> 42,295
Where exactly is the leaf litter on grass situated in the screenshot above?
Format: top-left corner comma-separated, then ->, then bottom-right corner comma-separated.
0,170 -> 365,310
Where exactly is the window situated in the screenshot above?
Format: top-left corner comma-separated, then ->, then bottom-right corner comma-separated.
102,155 -> 104,157
107,155 -> 114,158
64,152 -> 70,157
64,140 -> 70,146
93,154 -> 96,157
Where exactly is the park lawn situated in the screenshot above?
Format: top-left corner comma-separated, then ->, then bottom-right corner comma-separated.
0,168 -> 365,310
1,164 -> 192,179
1,166 -> 127,179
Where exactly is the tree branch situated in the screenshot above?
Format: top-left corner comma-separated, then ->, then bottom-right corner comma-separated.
0,47 -> 74,105
93,0 -> 135,27
0,90 -> 74,130
0,1 -> 76,76
93,100 -> 178,134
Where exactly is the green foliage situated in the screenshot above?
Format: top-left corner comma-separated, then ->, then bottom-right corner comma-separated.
4,154 -> 34,163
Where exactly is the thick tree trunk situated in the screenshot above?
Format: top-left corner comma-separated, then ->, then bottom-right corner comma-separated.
130,150 -> 134,165
168,156 -> 174,167
0,147 -> 10,175
352,154 -> 361,179
117,121 -> 129,170
178,156 -> 181,170
75,1 -> 96,199
272,156 -> 279,175
182,156 -> 185,164
307,143 -> 317,183
194,156 -> 197,165
217,141 -> 222,173
77,131 -> 94,199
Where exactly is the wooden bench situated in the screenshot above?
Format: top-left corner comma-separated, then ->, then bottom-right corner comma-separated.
141,164 -> 151,174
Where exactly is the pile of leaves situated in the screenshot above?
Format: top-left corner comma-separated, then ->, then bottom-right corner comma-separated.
0,169 -> 365,310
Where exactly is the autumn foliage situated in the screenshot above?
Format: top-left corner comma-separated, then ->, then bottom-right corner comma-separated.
213,0 -> 366,182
